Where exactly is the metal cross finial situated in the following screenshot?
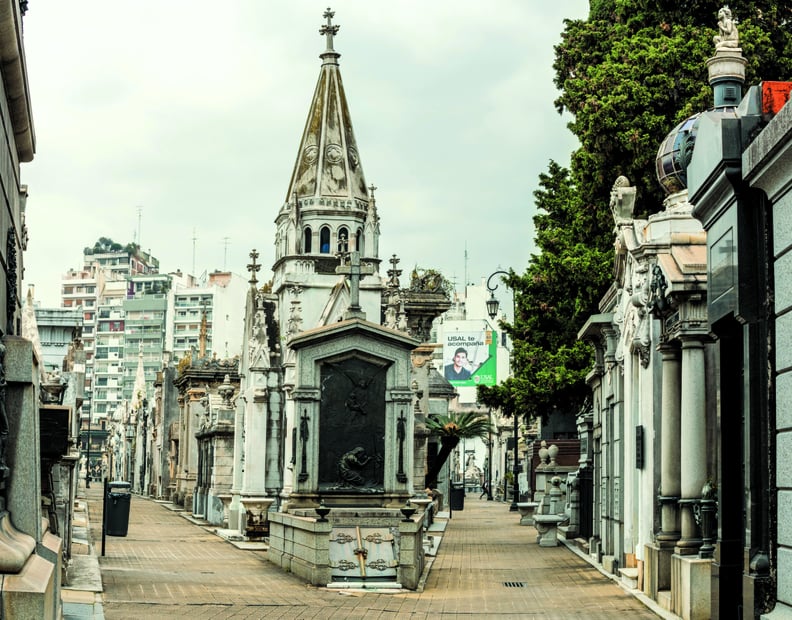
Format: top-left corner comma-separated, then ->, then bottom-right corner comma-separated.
336,251 -> 375,319
368,184 -> 377,199
247,249 -> 261,285
320,7 -> 340,51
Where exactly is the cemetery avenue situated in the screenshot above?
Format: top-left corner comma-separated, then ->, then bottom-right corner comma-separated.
62,484 -> 660,618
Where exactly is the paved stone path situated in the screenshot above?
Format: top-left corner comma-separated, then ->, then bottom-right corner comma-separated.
82,487 -> 659,619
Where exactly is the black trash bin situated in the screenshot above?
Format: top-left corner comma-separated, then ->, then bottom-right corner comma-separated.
105,481 -> 131,537
450,483 -> 465,511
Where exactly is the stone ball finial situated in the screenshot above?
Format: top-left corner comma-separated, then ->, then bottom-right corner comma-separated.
538,441 -> 549,467
547,443 -> 559,467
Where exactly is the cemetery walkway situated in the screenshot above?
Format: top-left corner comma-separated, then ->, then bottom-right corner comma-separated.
66,484 -> 664,619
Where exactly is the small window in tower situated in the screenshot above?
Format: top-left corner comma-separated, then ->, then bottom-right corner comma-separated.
356,228 -> 363,255
304,227 -> 312,253
337,226 -> 349,254
320,226 -> 331,253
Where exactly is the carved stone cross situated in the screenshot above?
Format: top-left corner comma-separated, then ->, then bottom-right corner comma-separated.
320,7 -> 340,51
336,251 -> 375,319
247,248 -> 261,285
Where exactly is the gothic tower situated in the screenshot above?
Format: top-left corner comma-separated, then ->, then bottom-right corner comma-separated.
272,8 -> 382,334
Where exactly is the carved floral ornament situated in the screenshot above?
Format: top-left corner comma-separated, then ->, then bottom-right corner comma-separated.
303,145 -> 318,165
612,255 -> 655,368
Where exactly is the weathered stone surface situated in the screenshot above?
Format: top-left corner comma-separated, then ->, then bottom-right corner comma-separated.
776,547 -> 792,611
779,490 -> 792,548
1,552 -> 58,620
0,511 -> 34,572
779,432 -> 792,488
777,373 -> 792,432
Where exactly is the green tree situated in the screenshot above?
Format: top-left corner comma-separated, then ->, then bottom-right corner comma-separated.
480,2 -> 792,423
424,412 -> 493,488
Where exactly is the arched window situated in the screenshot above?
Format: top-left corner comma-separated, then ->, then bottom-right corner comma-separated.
337,226 -> 349,254
320,226 -> 331,254
303,227 -> 312,253
356,228 -> 363,255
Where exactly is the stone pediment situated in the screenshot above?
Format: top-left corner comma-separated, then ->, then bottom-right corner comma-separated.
290,317 -> 419,353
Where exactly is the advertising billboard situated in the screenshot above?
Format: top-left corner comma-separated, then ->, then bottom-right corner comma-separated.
443,323 -> 497,386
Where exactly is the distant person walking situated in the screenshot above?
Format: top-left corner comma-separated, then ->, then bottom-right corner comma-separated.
479,480 -> 490,500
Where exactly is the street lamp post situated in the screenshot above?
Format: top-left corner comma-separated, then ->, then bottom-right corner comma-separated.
486,270 -> 519,511
140,398 -> 148,495
486,408 -> 493,500
510,415 -> 519,511
85,415 -> 91,489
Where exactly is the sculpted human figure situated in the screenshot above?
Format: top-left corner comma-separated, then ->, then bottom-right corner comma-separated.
345,380 -> 368,420
714,6 -> 739,50
338,447 -> 371,486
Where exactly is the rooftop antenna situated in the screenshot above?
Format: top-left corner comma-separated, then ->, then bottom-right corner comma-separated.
192,228 -> 197,276
464,241 -> 469,297
136,206 -> 143,247
222,237 -> 230,270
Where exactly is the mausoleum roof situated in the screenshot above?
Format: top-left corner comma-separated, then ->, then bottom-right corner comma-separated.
428,367 -> 455,398
284,8 -> 368,207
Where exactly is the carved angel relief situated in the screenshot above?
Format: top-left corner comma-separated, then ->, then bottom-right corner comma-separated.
629,261 -> 653,367
248,297 -> 270,368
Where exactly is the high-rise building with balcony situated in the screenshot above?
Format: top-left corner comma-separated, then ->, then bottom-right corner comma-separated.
61,242 -> 160,420
122,273 -> 172,405
166,271 -> 247,363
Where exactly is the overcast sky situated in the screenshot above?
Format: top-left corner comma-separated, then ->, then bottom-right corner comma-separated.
20,1 -> 588,307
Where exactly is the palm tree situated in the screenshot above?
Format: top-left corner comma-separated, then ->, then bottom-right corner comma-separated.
424,412 -> 492,488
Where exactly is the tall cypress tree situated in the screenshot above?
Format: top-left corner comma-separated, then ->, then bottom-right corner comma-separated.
479,2 -> 792,421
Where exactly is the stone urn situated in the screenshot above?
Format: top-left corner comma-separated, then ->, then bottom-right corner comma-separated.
240,496 -> 275,540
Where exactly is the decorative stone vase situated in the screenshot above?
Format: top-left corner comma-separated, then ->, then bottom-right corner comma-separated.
401,501 -> 417,523
516,502 -> 539,526
240,496 -> 275,540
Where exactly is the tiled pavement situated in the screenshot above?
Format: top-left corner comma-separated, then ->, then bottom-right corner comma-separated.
65,485 -> 663,619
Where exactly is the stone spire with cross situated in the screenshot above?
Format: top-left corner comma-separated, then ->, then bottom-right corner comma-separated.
273,8 -> 383,332
281,6 -> 368,208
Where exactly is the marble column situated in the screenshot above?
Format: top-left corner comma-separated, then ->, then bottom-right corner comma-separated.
676,337 -> 706,554
657,343 -> 681,546
264,369 -> 284,497
228,392 -> 245,532
240,376 -> 268,497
